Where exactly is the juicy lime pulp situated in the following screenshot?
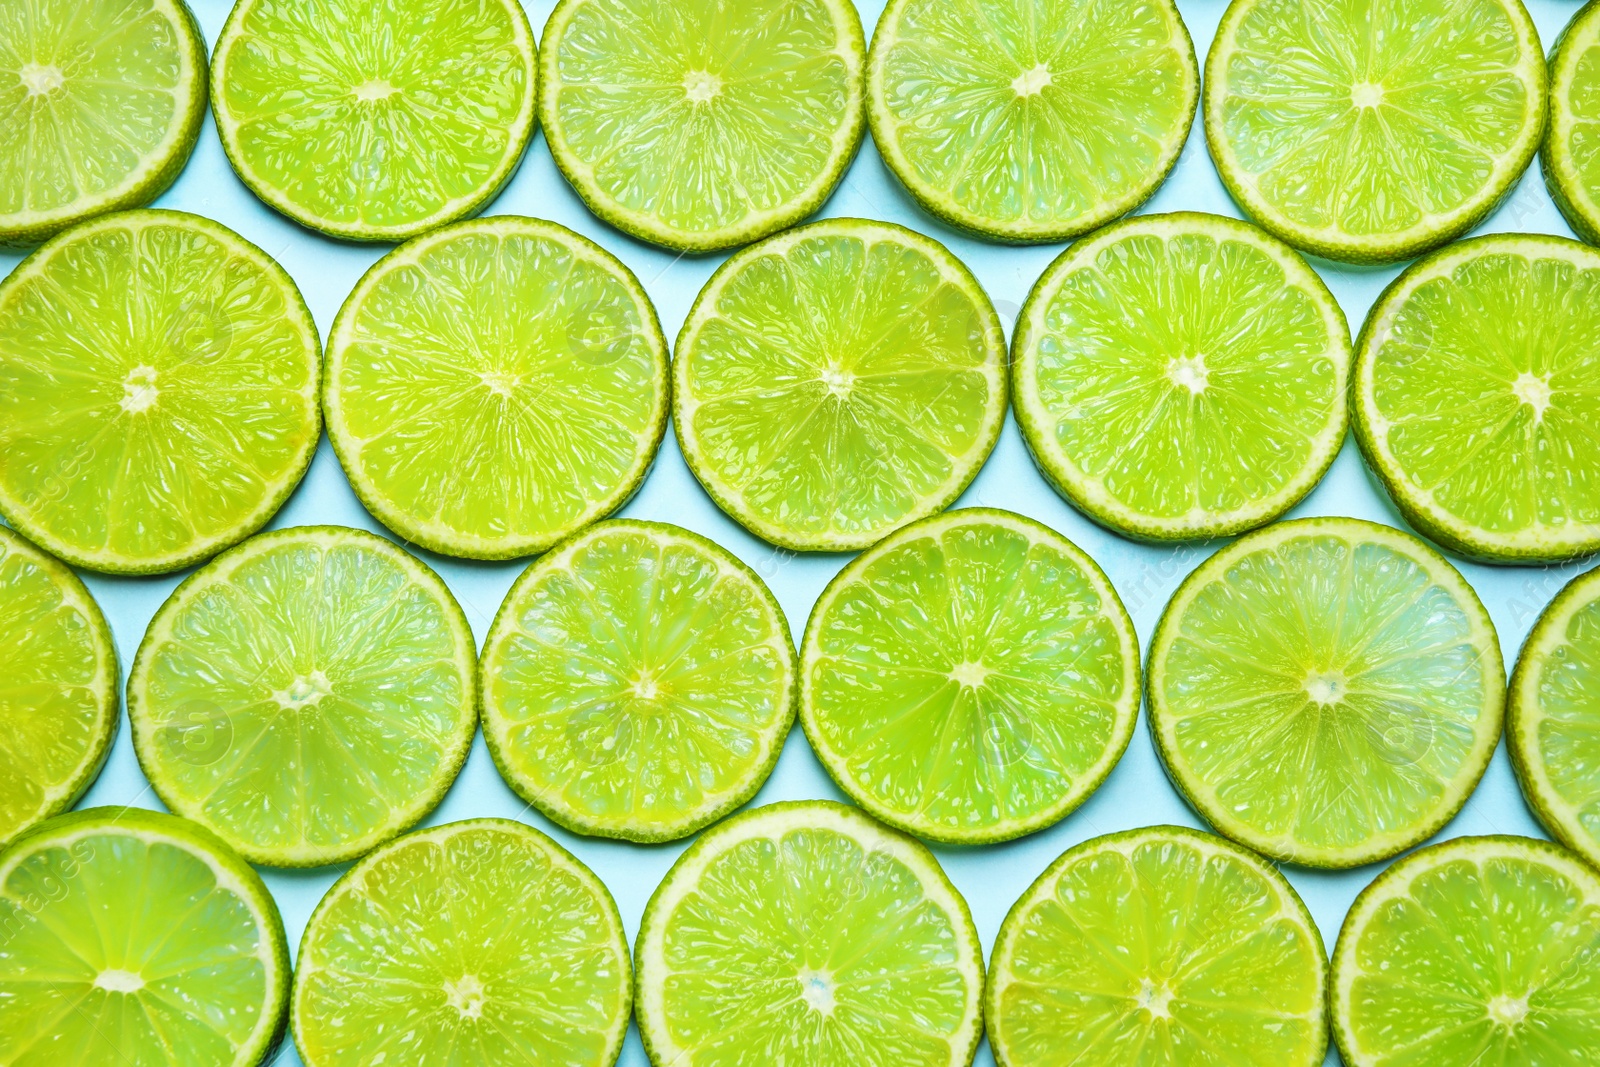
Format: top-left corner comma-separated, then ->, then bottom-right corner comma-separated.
1355,233 -> 1600,562
1149,517 -> 1504,868
325,216 -> 669,560
0,807 -> 290,1066
1544,0 -> 1600,245
0,526 -> 117,846
0,209 -> 321,575
1205,0 -> 1547,263
1013,212 -> 1351,541
800,509 -> 1138,845
1332,835 -> 1600,1066
674,218 -> 1007,552
293,819 -> 631,1067
636,802 -> 984,1067
212,0 -> 536,242
867,0 -> 1197,243
482,520 -> 794,843
987,825 -> 1329,1067
540,0 -> 865,252
128,526 -> 478,868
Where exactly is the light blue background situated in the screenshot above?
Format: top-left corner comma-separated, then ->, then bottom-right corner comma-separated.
4,2 -> 1596,1064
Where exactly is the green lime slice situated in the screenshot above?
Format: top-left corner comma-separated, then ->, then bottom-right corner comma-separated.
1014,212 -> 1351,541
867,0 -> 1197,243
1149,516 -> 1504,869
540,0 -> 865,253
800,509 -> 1138,845
0,209 -> 321,576
481,519 -> 795,843
987,825 -> 1329,1067
0,807 -> 290,1066
1355,233 -> 1600,562
1509,565 -> 1600,871
128,526 -> 477,868
1545,1 -> 1600,245
1205,0 -> 1547,263
1332,835 -> 1600,1065
0,527 -> 117,846
212,0 -> 537,242
636,801 -> 984,1067
293,818 -> 631,1067
0,0 -> 207,247
675,218 -> 1007,552
326,217 -> 669,560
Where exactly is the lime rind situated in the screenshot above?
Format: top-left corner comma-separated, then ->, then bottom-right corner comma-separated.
1544,0 -> 1600,245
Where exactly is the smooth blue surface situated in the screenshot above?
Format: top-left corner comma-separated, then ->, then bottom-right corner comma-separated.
4,2 -> 1596,1064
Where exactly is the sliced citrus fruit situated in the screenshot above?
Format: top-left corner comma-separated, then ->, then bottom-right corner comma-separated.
1014,212 -> 1350,541
675,218 -> 1007,552
540,0 -> 865,252
867,0 -> 1197,243
1148,516 -> 1504,869
326,217 -> 669,560
636,801 -> 984,1067
800,509 -> 1138,845
481,519 -> 795,843
0,209 -> 320,575
1355,233 -> 1600,562
0,807 -> 290,1066
1206,0 -> 1547,263
293,819 -> 631,1067
1545,0 -> 1600,245
212,0 -> 537,242
128,526 -> 477,868
1332,835 -> 1600,1065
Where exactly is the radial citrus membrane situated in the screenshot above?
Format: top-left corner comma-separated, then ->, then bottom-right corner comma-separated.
326,217 -> 669,559
1544,0 -> 1600,245
1014,213 -> 1350,541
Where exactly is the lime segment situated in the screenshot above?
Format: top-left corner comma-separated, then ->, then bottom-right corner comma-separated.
1545,0 -> 1600,245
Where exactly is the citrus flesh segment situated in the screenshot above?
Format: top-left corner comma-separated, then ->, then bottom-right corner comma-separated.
0,807 -> 290,1067
1149,517 -> 1503,869
1333,835 -> 1600,1066
0,0 -> 207,246
128,526 -> 477,868
1206,0 -> 1547,263
674,219 -> 1007,552
1545,0 -> 1600,245
0,210 -> 320,575
636,801 -> 984,1067
1014,213 -> 1350,541
868,0 -> 1197,243
481,520 -> 795,842
1355,234 -> 1600,562
540,0 -> 865,252
326,217 -> 669,560
212,0 -> 536,241
293,819 -> 631,1067
800,509 -> 1138,845
987,825 -> 1328,1067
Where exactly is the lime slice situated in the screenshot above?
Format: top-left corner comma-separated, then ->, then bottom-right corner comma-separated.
0,0 -> 207,247
0,209 -> 321,576
540,0 -> 865,253
0,807 -> 290,1065
1332,835 -> 1600,1065
128,526 -> 477,868
1355,233 -> 1600,562
1014,212 -> 1351,541
293,818 -> 631,1067
1148,516 -> 1504,869
867,0 -> 1197,243
1205,0 -> 1547,263
481,519 -> 795,842
800,509 -> 1139,845
987,825 -> 1329,1067
326,217 -> 669,560
636,801 -> 984,1067
1545,1 -> 1600,245
212,0 -> 536,242
0,527 -> 117,846
675,218 -> 1007,552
